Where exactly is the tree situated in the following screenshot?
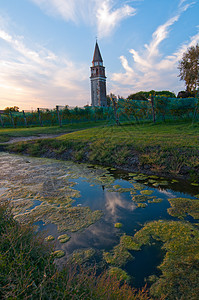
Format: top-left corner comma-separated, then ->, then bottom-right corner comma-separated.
4,106 -> 19,113
127,90 -> 175,100
178,44 -> 199,94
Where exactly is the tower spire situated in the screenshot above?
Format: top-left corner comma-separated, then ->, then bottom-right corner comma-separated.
92,41 -> 103,66
90,41 -> 107,107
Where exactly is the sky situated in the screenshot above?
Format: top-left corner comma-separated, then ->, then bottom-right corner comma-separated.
0,0 -> 199,110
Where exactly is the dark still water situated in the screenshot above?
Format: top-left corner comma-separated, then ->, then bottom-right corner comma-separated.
0,152 -> 198,288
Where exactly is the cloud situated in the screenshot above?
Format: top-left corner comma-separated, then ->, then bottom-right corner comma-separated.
96,2 -> 136,38
30,0 -> 136,38
105,192 -> 136,218
145,15 -> 180,60
111,3 -> 199,96
0,28 -> 89,110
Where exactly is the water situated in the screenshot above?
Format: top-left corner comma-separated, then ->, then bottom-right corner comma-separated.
0,152 -> 198,288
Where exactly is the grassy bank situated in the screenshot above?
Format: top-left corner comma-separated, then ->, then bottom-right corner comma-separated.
0,203 -> 149,299
0,120 -> 107,142
5,121 -> 199,181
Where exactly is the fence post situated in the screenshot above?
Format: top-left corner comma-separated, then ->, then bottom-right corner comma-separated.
0,113 -> 4,127
56,105 -> 62,127
37,108 -> 43,127
111,97 -> 120,126
151,95 -> 156,123
9,111 -> 15,128
192,92 -> 199,125
22,110 -> 28,127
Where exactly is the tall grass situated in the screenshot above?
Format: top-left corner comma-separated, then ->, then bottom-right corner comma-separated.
0,203 -> 150,299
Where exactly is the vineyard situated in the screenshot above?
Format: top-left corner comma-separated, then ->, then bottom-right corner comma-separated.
0,97 -> 198,128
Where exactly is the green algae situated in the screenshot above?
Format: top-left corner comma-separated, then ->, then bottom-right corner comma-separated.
108,267 -> 131,283
103,234 -> 141,268
120,235 -> 140,250
137,203 -> 147,208
191,183 -> 199,186
132,193 -> 161,205
114,222 -> 123,228
133,176 -> 147,181
140,190 -> 153,195
68,248 -> 95,265
167,197 -> 199,220
148,179 -> 157,184
129,189 -> 137,195
133,220 -> 199,299
133,183 -> 145,190
45,235 -> 55,242
15,202 -> 103,232
128,173 -> 137,177
148,198 -> 162,204
108,186 -> 136,194
117,187 -> 136,193
131,195 -> 149,203
0,171 -> 80,207
58,234 -> 70,243
113,185 -> 121,189
152,182 -> 160,187
11,199 -> 34,215
149,175 -> 159,179
103,244 -> 133,267
171,179 -> 179,183
159,181 -> 169,186
0,154 -> 109,234
52,250 -> 65,258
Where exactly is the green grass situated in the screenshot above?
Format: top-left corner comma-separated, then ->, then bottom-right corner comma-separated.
57,122 -> 199,148
5,121 -> 199,180
0,120 -> 107,142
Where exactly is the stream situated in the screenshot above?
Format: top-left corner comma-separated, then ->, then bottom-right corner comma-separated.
0,152 -> 198,288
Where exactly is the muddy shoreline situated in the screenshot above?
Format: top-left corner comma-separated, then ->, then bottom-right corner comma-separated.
1,143 -> 198,183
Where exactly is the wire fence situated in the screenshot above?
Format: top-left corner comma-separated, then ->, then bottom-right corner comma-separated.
0,97 -> 198,128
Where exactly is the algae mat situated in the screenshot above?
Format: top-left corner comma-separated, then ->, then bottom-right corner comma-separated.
0,153 -> 103,232
0,152 -> 198,291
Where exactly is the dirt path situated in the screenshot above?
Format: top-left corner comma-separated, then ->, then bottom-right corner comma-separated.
2,134 -> 65,144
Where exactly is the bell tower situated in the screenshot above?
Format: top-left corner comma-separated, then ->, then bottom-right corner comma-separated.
90,41 -> 107,107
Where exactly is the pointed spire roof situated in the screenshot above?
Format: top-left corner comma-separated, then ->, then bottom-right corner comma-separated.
92,41 -> 103,64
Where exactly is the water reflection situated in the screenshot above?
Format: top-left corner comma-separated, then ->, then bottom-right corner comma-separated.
0,152 -> 198,287
105,192 -> 136,220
